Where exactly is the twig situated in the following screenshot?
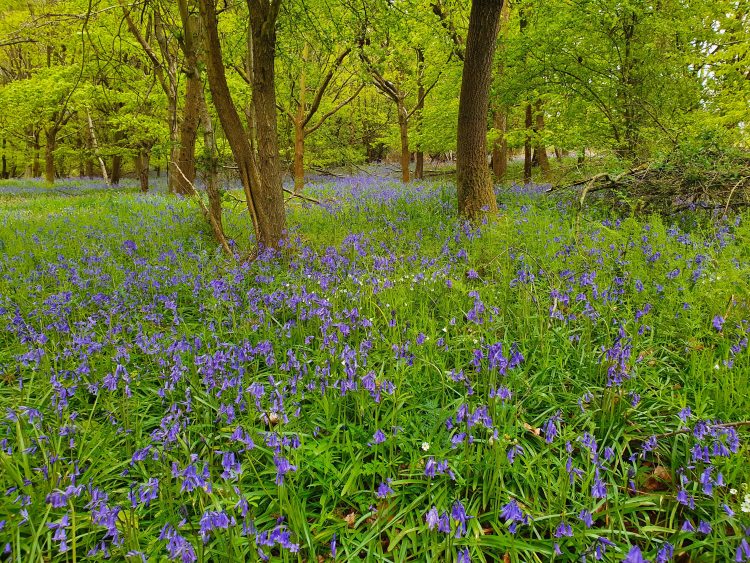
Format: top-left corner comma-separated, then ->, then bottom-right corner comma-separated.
723,177 -> 747,216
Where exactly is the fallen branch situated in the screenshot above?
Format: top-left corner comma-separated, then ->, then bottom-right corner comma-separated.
284,188 -> 323,205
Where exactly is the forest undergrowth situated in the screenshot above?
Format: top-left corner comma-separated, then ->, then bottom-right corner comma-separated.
0,177 -> 749,562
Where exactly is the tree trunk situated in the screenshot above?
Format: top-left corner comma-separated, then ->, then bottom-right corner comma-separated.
457,0 -> 502,219
44,128 -> 57,184
32,131 -> 41,178
199,0 -> 286,250
111,123 -> 125,185
248,0 -> 286,248
397,99 -> 410,184
1,138 -> 7,179
534,100 -> 551,180
199,88 -> 223,232
523,103 -> 532,184
86,110 -> 110,184
293,120 -> 305,193
136,149 -> 150,192
413,48 -> 425,180
174,64 -> 201,195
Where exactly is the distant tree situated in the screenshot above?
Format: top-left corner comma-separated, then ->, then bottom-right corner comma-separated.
457,0 -> 503,219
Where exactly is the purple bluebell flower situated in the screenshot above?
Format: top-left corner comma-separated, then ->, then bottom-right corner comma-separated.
375,479 -> 393,499
451,500 -> 471,538
713,315 -> 725,331
623,545 -> 648,563
425,507 -> 440,530
655,542 -> 673,563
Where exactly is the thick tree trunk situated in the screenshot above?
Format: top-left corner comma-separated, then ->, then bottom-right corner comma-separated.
174,64 -> 201,195
491,107 -> 507,181
523,103 -> 532,184
199,0 -> 286,250
136,149 -> 150,192
397,100 -> 410,184
44,129 -> 57,184
534,101 -> 551,180
457,0 -> 502,219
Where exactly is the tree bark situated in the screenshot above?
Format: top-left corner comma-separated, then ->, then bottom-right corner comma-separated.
248,0 -> 286,248
457,0 -> 503,219
523,103 -> 532,184
413,48 -> 425,180
198,87 -> 223,232
293,120 -> 305,193
87,111 -> 110,184
174,65 -> 201,195
136,149 -> 150,192
110,109 -> 126,185
31,130 -> 40,178
44,128 -> 56,184
397,99 -> 410,184
533,100 -> 551,180
1,137 -> 7,179
199,0 -> 286,250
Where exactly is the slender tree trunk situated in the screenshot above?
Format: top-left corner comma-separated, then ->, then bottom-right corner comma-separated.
397,99 -> 410,184
174,65 -> 201,195
457,0 -> 502,219
32,131 -> 41,178
1,138 -> 7,179
136,149 -> 150,192
414,48 -> 425,180
110,127 -> 125,184
534,100 -> 551,180
293,120 -> 305,193
84,122 -> 94,176
523,103 -> 532,184
86,110 -> 110,184
199,88 -> 223,232
293,42 -> 308,193
167,95 -> 179,193
44,128 -> 57,184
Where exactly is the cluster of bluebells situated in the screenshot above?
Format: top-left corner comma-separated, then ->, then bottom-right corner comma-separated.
0,179 -> 748,561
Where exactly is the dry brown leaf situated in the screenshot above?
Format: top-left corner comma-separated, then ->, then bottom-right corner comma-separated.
343,511 -> 357,527
522,422 -> 541,437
